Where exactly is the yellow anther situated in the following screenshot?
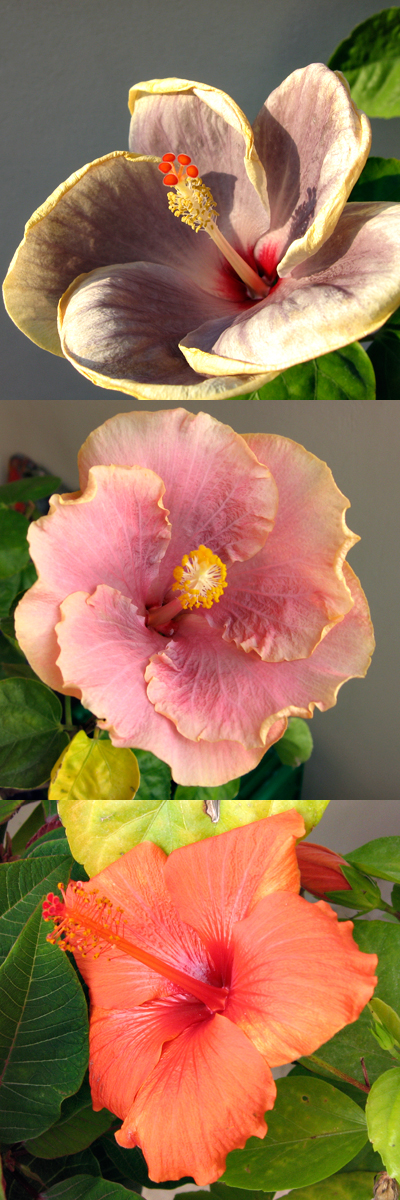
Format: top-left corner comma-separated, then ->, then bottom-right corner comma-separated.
172,544 -> 227,610
167,177 -> 219,234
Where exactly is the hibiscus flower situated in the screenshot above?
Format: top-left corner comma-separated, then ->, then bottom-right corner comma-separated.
4,67 -> 400,401
43,812 -> 377,1185
15,407 -> 374,786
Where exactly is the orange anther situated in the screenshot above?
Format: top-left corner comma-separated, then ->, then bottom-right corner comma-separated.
186,165 -> 199,178
162,153 -> 176,162
177,154 -> 191,165
163,172 -> 178,186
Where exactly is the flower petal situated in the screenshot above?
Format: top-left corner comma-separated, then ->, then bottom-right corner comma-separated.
54,582 -> 270,785
15,581 -> 67,692
116,1012 -> 274,1185
128,77 -> 270,248
14,465 -> 171,684
58,261 -> 247,393
207,432 -> 357,660
182,202 -> 400,373
225,892 -> 377,1064
64,841 -> 213,1009
89,997 -> 206,1117
3,153 -> 222,354
35,465 -> 169,607
77,408 -> 278,575
252,64 -> 371,276
164,812 -> 303,965
145,565 -> 374,748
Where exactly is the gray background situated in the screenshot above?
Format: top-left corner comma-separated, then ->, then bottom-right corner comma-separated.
2,0 -> 400,800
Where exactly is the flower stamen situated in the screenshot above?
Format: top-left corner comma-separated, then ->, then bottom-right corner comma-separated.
158,151 -> 269,297
172,544 -> 227,609
146,544 -> 227,630
43,883 -> 228,1012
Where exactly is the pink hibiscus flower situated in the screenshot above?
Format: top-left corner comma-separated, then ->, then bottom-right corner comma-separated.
43,812 -> 377,1185
15,408 -> 374,786
4,67 -> 400,401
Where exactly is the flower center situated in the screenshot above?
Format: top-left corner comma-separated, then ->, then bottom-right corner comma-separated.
146,544 -> 227,630
44,884 -> 228,1013
172,544 -> 227,609
158,151 -> 269,298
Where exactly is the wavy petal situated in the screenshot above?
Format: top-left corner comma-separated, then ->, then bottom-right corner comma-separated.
89,998 -> 206,1117
77,408 -> 278,587
54,582 -> 271,785
225,892 -> 377,1064
165,813 -> 303,968
252,64 -> 371,277
32,465 -> 169,606
145,565 -> 374,748
182,202 -> 400,374
117,1013 -> 274,1185
3,153 -> 224,355
15,581 -> 67,692
207,432 -> 357,660
128,77 -> 270,248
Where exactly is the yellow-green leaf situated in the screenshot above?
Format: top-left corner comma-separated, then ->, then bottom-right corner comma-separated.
51,731 -> 140,874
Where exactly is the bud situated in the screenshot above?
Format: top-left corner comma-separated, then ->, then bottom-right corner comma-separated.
297,842 -> 382,911
373,1172 -> 399,1200
369,999 -> 400,1060
296,842 -> 352,900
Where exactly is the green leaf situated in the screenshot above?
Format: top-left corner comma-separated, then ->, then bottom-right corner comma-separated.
25,1077 -> 114,1157
23,833 -> 72,860
0,678 -> 69,788
10,800 -> 45,855
300,921 -> 400,1087
53,731 -> 141,875
392,883 -> 400,912
0,903 -> 88,1142
93,1132 -> 192,1190
326,862 -> 383,913
0,507 -> 30,579
0,792 -> 24,823
174,779 -> 240,801
328,8 -> 400,118
366,1067 -> 400,1180
222,1076 -> 367,1191
0,853 -> 72,965
254,343 -> 375,401
0,562 -> 36,623
346,838 -> 400,883
368,306 -> 400,400
0,474 -> 61,506
44,1176 -> 141,1200
210,1184 -> 272,1200
281,1172 -> 375,1199
131,747 -> 172,803
350,156 -> 400,203
275,718 -> 313,767
7,1152 -> 100,1200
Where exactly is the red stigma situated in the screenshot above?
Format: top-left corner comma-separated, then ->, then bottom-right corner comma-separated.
162,153 -> 176,162
186,165 -> 199,178
158,162 -> 173,174
43,890 -> 65,921
162,172 -> 178,186
177,154 -> 191,165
